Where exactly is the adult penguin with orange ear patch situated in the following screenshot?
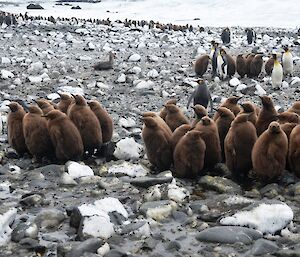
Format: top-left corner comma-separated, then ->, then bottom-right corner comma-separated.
220,48 -> 236,77
23,105 -> 54,160
252,121 -> 288,181
255,95 -> 277,136
7,102 -> 28,155
142,116 -> 172,172
195,116 -> 222,168
250,54 -> 263,78
215,107 -> 235,161
68,94 -> 102,154
236,54 -> 247,78
164,103 -> 189,132
225,113 -> 257,181
170,124 -> 192,152
287,101 -> 300,116
288,125 -> 300,177
57,93 -> 73,114
213,96 -> 242,120
44,110 -> 83,161
88,100 -> 114,143
173,130 -> 206,178
194,54 -> 210,77
35,99 -> 56,115
190,104 -> 208,127
159,99 -> 177,120
240,102 -> 258,126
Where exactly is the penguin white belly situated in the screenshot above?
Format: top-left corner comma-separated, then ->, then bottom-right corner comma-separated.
271,63 -> 283,89
282,52 -> 293,75
217,55 -> 225,79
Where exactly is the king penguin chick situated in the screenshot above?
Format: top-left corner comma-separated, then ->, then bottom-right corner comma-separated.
271,53 -> 283,90
282,46 -> 293,76
171,124 -> 192,152
45,110 -> 83,161
142,116 -> 172,172
7,102 -> 28,155
213,96 -> 242,120
256,95 -> 278,136
265,55 -> 275,76
252,121 -> 288,181
288,101 -> 300,116
240,102 -> 258,126
57,93 -> 74,114
35,99 -> 56,115
159,99 -> 177,120
249,54 -> 263,78
245,53 -> 255,77
225,113 -> 257,181
68,94 -> 102,154
23,105 -> 54,160
288,125 -> 300,177
186,79 -> 213,112
165,104 -> 189,132
88,100 -> 114,143
221,27 -> 230,45
194,54 -> 210,77
236,54 -> 247,78
173,130 -> 206,178
190,104 -> 208,127
94,51 -> 115,71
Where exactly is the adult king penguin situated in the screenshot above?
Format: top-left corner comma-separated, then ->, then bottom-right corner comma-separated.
271,53 -> 283,90
282,46 -> 293,76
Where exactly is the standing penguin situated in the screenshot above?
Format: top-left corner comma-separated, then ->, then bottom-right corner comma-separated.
288,125 -> 300,177
142,116 -> 172,172
210,41 -> 219,77
159,99 -> 177,120
220,49 -> 236,77
7,102 -> 28,155
164,104 -> 189,132
35,99 -> 56,115
288,101 -> 300,116
68,94 -> 102,154
236,54 -> 247,78
282,46 -> 293,76
252,121 -> 288,181
213,96 -> 242,120
256,95 -> 278,136
221,27 -> 230,45
246,28 -> 256,44
170,124 -> 192,152
245,53 -> 255,77
225,113 -> 257,180
186,79 -> 213,112
44,110 -> 83,161
191,104 -> 208,127
250,54 -> 263,78
194,54 -> 210,77
23,105 -> 54,160
173,130 -> 206,178
265,55 -> 275,76
195,116 -> 222,168
143,112 -> 172,140
57,93 -> 73,114
240,102 -> 258,126
271,53 -> 283,89
88,100 -> 114,143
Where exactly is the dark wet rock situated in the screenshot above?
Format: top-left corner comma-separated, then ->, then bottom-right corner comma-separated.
189,201 -> 206,214
198,176 -> 241,193
27,4 -> 44,9
35,208 -> 66,229
196,226 -> 262,244
165,240 -> 181,251
42,231 -> 70,243
120,220 -> 147,235
109,211 -> 127,225
20,192 -> 44,207
198,210 -> 222,222
11,221 -> 38,242
36,164 -> 64,177
126,174 -> 173,188
250,238 -> 279,255
69,207 -> 83,230
66,238 -> 104,257
140,238 -> 158,251
172,210 -> 188,223
104,249 -> 132,257
18,238 -> 40,250
71,6 -> 81,10
260,183 -> 280,198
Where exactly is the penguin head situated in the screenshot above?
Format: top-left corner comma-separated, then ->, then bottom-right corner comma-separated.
164,103 -> 179,113
271,53 -> 278,60
277,112 -> 300,124
58,92 -> 72,101
233,113 -> 249,124
143,111 -> 157,118
34,99 -> 52,110
28,105 -> 43,115
268,121 -> 281,134
192,104 -> 207,118
72,94 -> 87,106
200,116 -> 211,126
87,100 -> 101,110
241,102 -> 255,113
227,96 -> 242,104
283,45 -> 289,52
186,130 -> 203,140
259,95 -> 274,109
142,116 -> 157,128
165,98 -> 177,105
8,102 -> 22,112
43,110 -> 66,120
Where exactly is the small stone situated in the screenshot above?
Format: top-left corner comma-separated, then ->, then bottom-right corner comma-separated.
35,209 -> 65,229
11,221 -> 38,242
128,171 -> 173,188
1,69 -> 14,79
147,69 -> 159,78
118,117 -> 136,128
117,74 -> 126,83
66,238 -> 103,257
251,238 -> 279,255
229,77 -> 241,87
140,200 -> 177,221
199,175 -> 241,193
128,54 -> 141,62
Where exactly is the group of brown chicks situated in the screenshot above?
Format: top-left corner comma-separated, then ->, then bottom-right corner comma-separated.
7,93 -> 113,162
142,96 -> 300,182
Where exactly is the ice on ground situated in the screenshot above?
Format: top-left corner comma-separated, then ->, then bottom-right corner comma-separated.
167,179 -> 189,203
113,137 -> 143,160
66,161 -> 94,179
224,196 -> 255,206
220,202 -> 293,234
108,162 -> 148,177
0,208 -> 17,246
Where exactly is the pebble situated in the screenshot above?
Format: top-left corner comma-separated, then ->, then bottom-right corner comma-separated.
66,238 -> 104,257
198,175 -> 241,193
128,53 -> 141,62
250,238 -> 279,255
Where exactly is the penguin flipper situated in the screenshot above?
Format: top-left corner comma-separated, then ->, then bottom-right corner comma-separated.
186,90 -> 196,109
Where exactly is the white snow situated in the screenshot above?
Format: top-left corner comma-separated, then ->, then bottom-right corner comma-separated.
1,70 -> 14,79
229,77 -> 241,87
0,208 -> 17,246
236,84 -> 247,91
118,117 -> 136,128
0,181 -> 11,200
147,69 -> 159,78
223,196 -> 255,205
144,185 -> 162,202
146,201 -> 177,221
128,54 -> 141,62
81,214 -> 114,239
108,162 -> 148,177
220,203 -> 294,234
167,179 -> 189,203
135,80 -> 154,90
97,243 -> 110,256
66,161 -> 94,179
117,73 -> 126,83
255,84 -> 267,96
113,137 -> 143,160
57,86 -> 84,96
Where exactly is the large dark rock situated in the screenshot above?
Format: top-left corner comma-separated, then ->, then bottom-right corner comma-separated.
27,4 -> 44,9
66,238 -> 104,257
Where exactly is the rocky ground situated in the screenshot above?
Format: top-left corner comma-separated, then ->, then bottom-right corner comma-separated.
0,18 -> 300,257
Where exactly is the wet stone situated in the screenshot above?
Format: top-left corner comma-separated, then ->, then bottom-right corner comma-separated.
198,176 -> 241,194
250,238 -> 279,256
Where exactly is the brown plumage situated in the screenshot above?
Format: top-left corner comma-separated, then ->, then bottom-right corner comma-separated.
221,49 -> 236,77
240,102 -> 258,126
215,107 -> 235,161
88,100 -> 114,143
142,116 -> 172,171
191,104 -> 208,127
195,116 -> 222,168
170,124 -> 192,152
288,125 -> 300,176
252,121 -> 288,180
213,96 -> 242,120
164,104 -> 189,132
255,96 -> 278,136
194,54 -> 210,77
281,123 -> 298,141
45,110 -> 83,161
23,105 -> 54,160
277,111 -> 300,124
57,93 -> 73,114
159,99 -> 177,120
265,56 -> 274,76
236,54 -> 247,78
287,101 -> 300,116
68,94 -> 102,153
35,99 -> 55,115
250,54 -> 263,77
245,53 -> 255,77
225,113 -> 257,180
7,102 -> 27,155
173,130 -> 206,178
